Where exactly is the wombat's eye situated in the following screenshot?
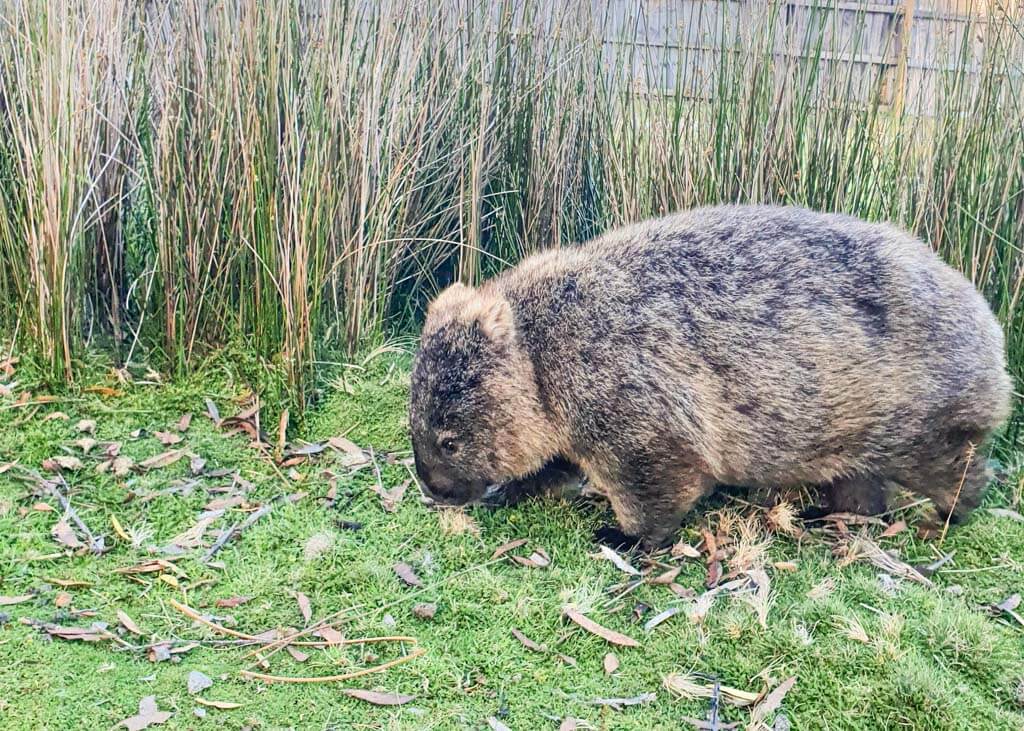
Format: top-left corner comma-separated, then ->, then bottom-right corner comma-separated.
440,438 -> 458,456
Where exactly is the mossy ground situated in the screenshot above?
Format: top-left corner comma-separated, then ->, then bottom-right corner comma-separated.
0,353 -> 1022,730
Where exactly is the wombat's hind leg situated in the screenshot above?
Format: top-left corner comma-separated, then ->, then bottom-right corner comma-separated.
822,475 -> 889,515
898,435 -> 991,524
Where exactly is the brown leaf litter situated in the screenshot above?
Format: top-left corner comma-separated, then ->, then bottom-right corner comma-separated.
342,689 -> 415,705
563,607 -> 639,647
119,696 -> 172,730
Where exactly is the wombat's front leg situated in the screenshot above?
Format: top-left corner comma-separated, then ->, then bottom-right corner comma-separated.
585,451 -> 714,550
479,457 -> 583,507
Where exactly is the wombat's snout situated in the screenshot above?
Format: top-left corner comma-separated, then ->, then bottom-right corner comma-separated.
412,449 -> 464,504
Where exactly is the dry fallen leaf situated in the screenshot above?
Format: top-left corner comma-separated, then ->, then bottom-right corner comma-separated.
563,607 -> 639,647
591,693 -> 657,710
651,567 -> 681,584
644,606 -> 682,631
110,515 -> 132,542
294,591 -> 312,623
750,676 -> 797,728
341,689 -> 415,706
705,560 -> 722,588
119,696 -> 172,730
193,698 -> 242,710
176,413 -> 193,432
214,596 -> 252,609
879,520 -> 908,538
52,520 -> 83,549
34,622 -> 107,642
76,419 -> 96,434
139,450 -> 186,471
327,436 -> 369,467
54,591 -> 72,608
394,562 -> 423,588
74,437 -> 97,453
112,456 -> 134,477
512,549 -> 551,569
0,594 -> 34,606
369,479 -> 408,513
491,538 -> 528,560
671,541 -> 701,559
511,627 -> 544,652
85,385 -> 122,397
45,455 -> 84,472
45,577 -> 91,588
598,545 -> 641,576
43,411 -> 69,422
202,398 -> 221,426
486,717 -> 512,731
154,431 -> 183,446
603,652 -> 619,674
315,626 -> 344,645
118,610 -> 144,636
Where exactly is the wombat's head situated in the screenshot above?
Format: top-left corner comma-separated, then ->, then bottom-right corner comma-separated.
410,283 -> 553,505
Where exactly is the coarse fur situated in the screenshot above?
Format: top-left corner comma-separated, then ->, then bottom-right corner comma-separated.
409,205 -> 1013,547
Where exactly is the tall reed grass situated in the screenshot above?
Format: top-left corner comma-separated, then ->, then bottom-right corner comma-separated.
1,0 -> 1022,412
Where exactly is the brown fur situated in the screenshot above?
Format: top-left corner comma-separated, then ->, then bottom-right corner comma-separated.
409,205 -> 1013,547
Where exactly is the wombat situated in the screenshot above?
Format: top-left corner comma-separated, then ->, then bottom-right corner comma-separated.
409,205 -> 1012,548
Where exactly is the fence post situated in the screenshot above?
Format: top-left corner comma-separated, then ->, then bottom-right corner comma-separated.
892,0 -> 917,116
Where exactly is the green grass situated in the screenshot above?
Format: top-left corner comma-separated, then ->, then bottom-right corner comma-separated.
1,356 -> 1023,730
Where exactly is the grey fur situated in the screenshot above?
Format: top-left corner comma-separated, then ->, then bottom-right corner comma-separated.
409,205 -> 1013,547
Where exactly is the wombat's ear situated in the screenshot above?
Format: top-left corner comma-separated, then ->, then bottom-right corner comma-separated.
426,283 -> 514,343
474,296 -> 514,344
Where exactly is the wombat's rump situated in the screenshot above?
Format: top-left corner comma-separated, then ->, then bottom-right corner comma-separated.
409,205 -> 1012,547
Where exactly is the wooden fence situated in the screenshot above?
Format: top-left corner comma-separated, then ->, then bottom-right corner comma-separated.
589,0 -> 1018,114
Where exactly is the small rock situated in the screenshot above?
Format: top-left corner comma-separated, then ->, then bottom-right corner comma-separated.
412,603 -> 437,620
187,670 -> 213,694
382,613 -> 396,628
194,707 -> 207,719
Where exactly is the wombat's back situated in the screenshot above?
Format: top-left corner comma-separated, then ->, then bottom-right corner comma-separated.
495,205 -> 1011,488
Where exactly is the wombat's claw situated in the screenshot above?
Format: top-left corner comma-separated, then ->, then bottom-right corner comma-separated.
593,525 -> 643,551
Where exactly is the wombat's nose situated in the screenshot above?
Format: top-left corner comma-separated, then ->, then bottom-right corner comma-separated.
413,455 -> 453,499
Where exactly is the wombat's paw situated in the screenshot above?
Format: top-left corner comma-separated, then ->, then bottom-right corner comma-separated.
593,525 -> 643,551
797,505 -> 831,521
476,482 -> 514,507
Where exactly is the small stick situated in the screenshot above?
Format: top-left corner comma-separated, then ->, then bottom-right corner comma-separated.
46,477 -> 104,554
239,647 -> 426,684
201,502 -> 272,563
939,443 -> 975,547
169,599 -> 415,647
